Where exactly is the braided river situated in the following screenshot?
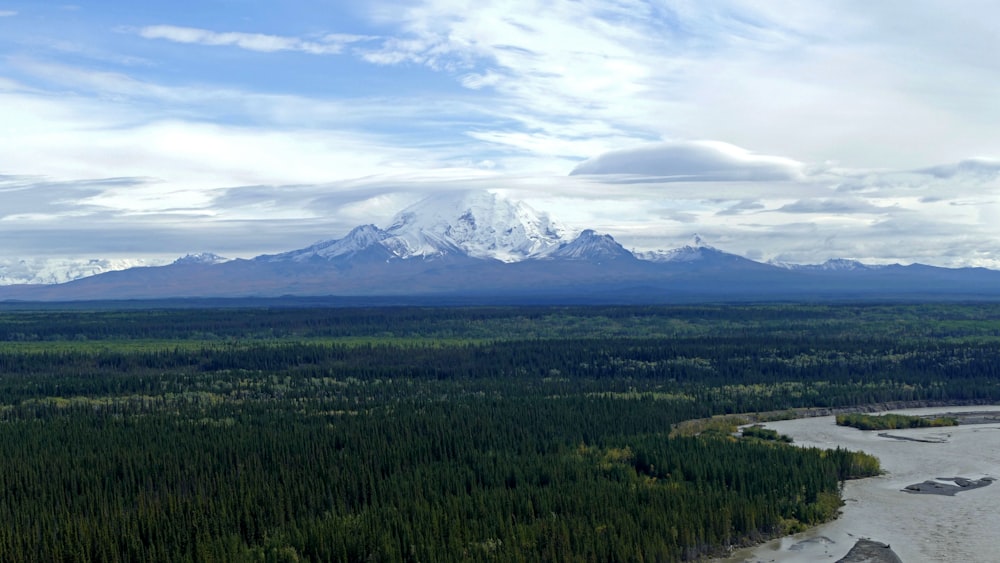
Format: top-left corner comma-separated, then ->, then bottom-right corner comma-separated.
718,406 -> 1000,563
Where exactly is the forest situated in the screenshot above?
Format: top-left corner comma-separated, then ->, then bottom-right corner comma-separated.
1,302 -> 999,561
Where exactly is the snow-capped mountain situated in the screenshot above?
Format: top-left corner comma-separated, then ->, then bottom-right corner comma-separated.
173,253 -> 230,266
543,229 -> 635,261
259,191 -> 571,264
0,257 -> 164,286
633,235 -> 764,269
636,234 -> 715,263
262,224 -> 395,262
383,191 -> 569,262
0,254 -> 228,286
770,258 -> 881,271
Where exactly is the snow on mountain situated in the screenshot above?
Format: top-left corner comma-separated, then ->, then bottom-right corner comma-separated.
0,257 -> 164,286
262,224 -> 395,262
384,191 -> 569,262
258,191 -> 571,264
635,234 -> 721,263
1,253 -> 226,286
4,192 -> 575,285
771,258 -> 882,271
173,253 -> 230,265
544,229 -> 635,261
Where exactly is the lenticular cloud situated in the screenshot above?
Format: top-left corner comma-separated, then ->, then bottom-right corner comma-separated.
570,141 -> 803,182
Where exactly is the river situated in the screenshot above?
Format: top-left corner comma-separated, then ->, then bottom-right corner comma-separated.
718,406 -> 1000,563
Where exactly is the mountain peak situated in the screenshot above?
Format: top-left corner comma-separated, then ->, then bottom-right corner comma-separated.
260,224 -> 392,262
635,236 -> 752,264
173,253 -> 229,265
384,191 -> 568,262
819,258 -> 870,271
545,229 -> 635,261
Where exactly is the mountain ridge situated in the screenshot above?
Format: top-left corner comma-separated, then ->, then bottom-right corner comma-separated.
3,191 -> 1000,303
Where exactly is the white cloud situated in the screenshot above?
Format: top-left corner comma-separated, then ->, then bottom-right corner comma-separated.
0,87 -> 486,240
137,25 -> 374,55
0,107 -> 427,189
570,141 -> 804,181
459,70 -> 503,90
360,0 -> 665,151
12,57 -> 188,101
917,159 -> 1000,180
355,0 -> 1000,169
776,198 -> 897,215
9,57 -> 494,139
2,56 -> 523,189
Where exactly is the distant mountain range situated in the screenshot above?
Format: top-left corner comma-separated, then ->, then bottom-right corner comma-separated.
3,191 -> 1000,303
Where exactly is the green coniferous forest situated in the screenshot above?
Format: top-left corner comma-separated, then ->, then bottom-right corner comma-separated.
1,303 -> 999,561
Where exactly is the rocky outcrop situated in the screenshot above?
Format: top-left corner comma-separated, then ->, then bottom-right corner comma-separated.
836,539 -> 903,563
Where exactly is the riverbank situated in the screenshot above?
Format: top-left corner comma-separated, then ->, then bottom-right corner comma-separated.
715,405 -> 1000,563
672,399 -> 997,438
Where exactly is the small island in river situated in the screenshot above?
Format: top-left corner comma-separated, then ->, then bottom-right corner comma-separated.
835,412 -> 957,431
836,539 -> 903,563
902,476 -> 995,496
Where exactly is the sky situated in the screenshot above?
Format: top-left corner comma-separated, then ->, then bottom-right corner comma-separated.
4,0 -> 1000,279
